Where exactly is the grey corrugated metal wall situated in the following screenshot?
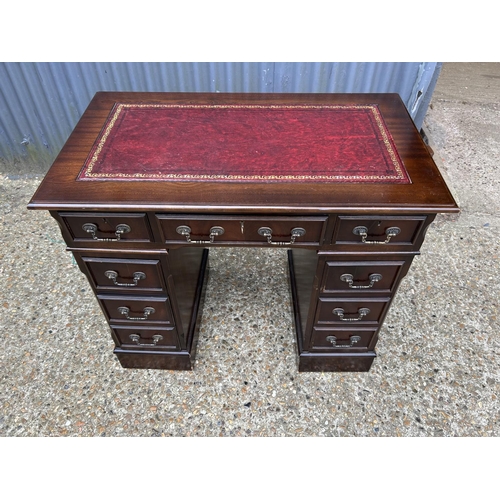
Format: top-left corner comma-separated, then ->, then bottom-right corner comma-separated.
0,62 -> 442,175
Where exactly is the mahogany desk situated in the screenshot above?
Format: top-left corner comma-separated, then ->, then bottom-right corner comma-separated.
28,92 -> 459,372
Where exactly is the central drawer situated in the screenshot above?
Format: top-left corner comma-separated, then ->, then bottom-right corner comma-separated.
155,214 -> 327,246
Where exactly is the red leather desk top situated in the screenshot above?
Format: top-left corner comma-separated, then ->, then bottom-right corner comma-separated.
77,103 -> 411,184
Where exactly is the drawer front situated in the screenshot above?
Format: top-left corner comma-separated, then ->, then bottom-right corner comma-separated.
156,214 -> 327,246
332,215 -> 427,247
320,259 -> 410,295
310,327 -> 377,352
60,212 -> 154,243
98,295 -> 174,325
81,256 -> 166,293
315,297 -> 390,325
111,325 -> 180,351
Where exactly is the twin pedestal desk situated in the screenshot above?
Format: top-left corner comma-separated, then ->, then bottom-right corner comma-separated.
28,92 -> 459,372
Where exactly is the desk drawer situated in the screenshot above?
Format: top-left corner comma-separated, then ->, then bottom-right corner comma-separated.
111,325 -> 180,351
98,295 -> 174,325
156,215 -> 327,246
310,327 -> 377,352
320,259 -> 411,295
332,215 -> 427,247
80,256 -> 167,293
60,212 -> 154,243
315,297 -> 390,325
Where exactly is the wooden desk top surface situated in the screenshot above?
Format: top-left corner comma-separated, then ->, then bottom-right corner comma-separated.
29,92 -> 458,214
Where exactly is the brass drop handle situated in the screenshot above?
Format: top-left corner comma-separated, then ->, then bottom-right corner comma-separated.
82,222 -> 131,241
117,306 -> 155,321
352,226 -> 401,244
129,333 -> 163,346
105,270 -> 146,287
326,335 -> 361,347
176,225 -> 224,243
333,307 -> 370,322
257,227 -> 306,245
340,273 -> 382,289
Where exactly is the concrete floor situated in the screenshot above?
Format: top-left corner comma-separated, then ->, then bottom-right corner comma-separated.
1,63 -> 499,437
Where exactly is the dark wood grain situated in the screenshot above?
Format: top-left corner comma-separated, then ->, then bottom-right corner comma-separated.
28,92 -> 459,214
